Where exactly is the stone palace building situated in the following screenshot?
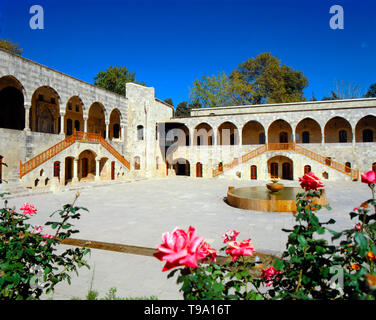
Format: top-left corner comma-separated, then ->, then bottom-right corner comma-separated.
0,48 -> 375,192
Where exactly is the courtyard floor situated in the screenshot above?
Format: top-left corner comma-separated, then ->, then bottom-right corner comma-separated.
3,176 -> 371,300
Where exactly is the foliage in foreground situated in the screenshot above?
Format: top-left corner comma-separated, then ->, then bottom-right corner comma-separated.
0,192 -> 90,300
155,171 -> 376,300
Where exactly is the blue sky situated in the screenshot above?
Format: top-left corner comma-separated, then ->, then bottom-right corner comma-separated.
0,0 -> 375,107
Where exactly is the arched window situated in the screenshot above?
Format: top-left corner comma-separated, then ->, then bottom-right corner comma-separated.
134,156 -> 141,170
345,162 -> 351,173
156,157 -> 159,170
372,162 -> 376,172
363,129 -> 373,142
302,131 -> 310,144
66,119 -> 73,136
53,161 -> 60,178
304,165 -> 311,175
339,130 -> 348,143
251,165 -> 257,180
113,123 -> 120,139
137,125 -> 144,141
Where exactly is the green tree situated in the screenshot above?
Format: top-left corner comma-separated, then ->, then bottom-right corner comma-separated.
189,53 -> 309,108
233,52 -> 308,104
175,101 -> 190,118
94,66 -> 145,96
189,72 -> 234,108
164,98 -> 174,107
0,39 -> 23,56
365,84 -> 376,98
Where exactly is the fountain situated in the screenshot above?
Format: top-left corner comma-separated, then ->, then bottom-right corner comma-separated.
226,179 -> 327,212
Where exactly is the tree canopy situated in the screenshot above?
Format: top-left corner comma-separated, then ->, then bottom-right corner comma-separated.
174,100 -> 201,118
189,53 -> 309,108
94,66 -> 145,96
0,39 -> 23,56
365,83 -> 376,98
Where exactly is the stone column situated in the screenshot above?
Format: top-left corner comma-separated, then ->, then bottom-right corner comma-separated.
83,116 -> 88,133
72,159 -> 79,184
59,113 -> 65,136
24,103 -> 31,132
105,121 -> 110,140
352,126 -> 356,146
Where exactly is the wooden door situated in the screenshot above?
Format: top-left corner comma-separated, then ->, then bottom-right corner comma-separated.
196,162 -> 202,178
111,161 -> 115,180
270,162 -> 278,178
282,162 -> 291,180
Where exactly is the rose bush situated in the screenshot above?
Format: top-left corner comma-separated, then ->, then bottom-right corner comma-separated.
156,171 -> 376,300
0,192 -> 90,300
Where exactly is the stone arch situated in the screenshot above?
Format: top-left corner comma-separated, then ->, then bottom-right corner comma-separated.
295,118 -> 322,144
65,96 -> 84,135
88,102 -> 106,138
355,115 -> 376,143
31,86 -> 61,134
194,122 -> 214,146
217,121 -> 239,145
109,108 -> 122,140
242,120 -> 265,145
0,75 -> 25,130
166,123 -> 190,146
324,116 -> 353,143
172,158 -> 190,176
267,119 -> 293,143
267,155 -> 293,180
78,149 -> 97,181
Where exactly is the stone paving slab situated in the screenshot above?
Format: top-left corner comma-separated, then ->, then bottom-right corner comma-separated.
3,177 -> 372,300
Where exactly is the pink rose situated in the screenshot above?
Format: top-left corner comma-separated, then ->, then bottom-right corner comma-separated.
197,242 -> 217,262
225,239 -> 256,262
222,230 -> 240,243
361,171 -> 376,184
355,223 -> 362,231
261,266 -> 281,287
299,172 -> 324,191
154,226 -> 205,272
20,203 -> 37,216
42,233 -> 53,239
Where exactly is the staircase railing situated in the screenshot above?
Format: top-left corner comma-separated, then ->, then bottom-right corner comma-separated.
212,142 -> 359,180
20,131 -> 130,178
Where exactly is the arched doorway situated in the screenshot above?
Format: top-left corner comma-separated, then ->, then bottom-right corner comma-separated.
268,156 -> 293,180
355,115 -> 376,143
250,165 -> 257,180
53,161 -> 60,180
295,118 -> 322,144
242,121 -> 265,145
109,109 -> 121,140
324,117 -> 352,143
304,165 -> 311,175
88,102 -> 106,138
217,122 -> 239,145
268,119 -> 293,144
31,86 -> 60,134
111,161 -> 115,180
78,150 -> 96,181
173,158 -> 190,176
194,123 -> 214,146
0,76 -> 25,130
65,96 -> 84,135
196,162 -> 203,178
64,157 -> 74,185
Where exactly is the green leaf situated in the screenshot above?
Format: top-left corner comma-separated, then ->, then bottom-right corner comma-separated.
274,259 -> 284,271
298,235 -> 307,247
354,232 -> 368,256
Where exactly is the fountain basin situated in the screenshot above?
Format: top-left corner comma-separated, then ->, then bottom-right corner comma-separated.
227,186 -> 327,212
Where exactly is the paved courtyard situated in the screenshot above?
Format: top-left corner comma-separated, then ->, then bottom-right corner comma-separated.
2,177 -> 372,300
